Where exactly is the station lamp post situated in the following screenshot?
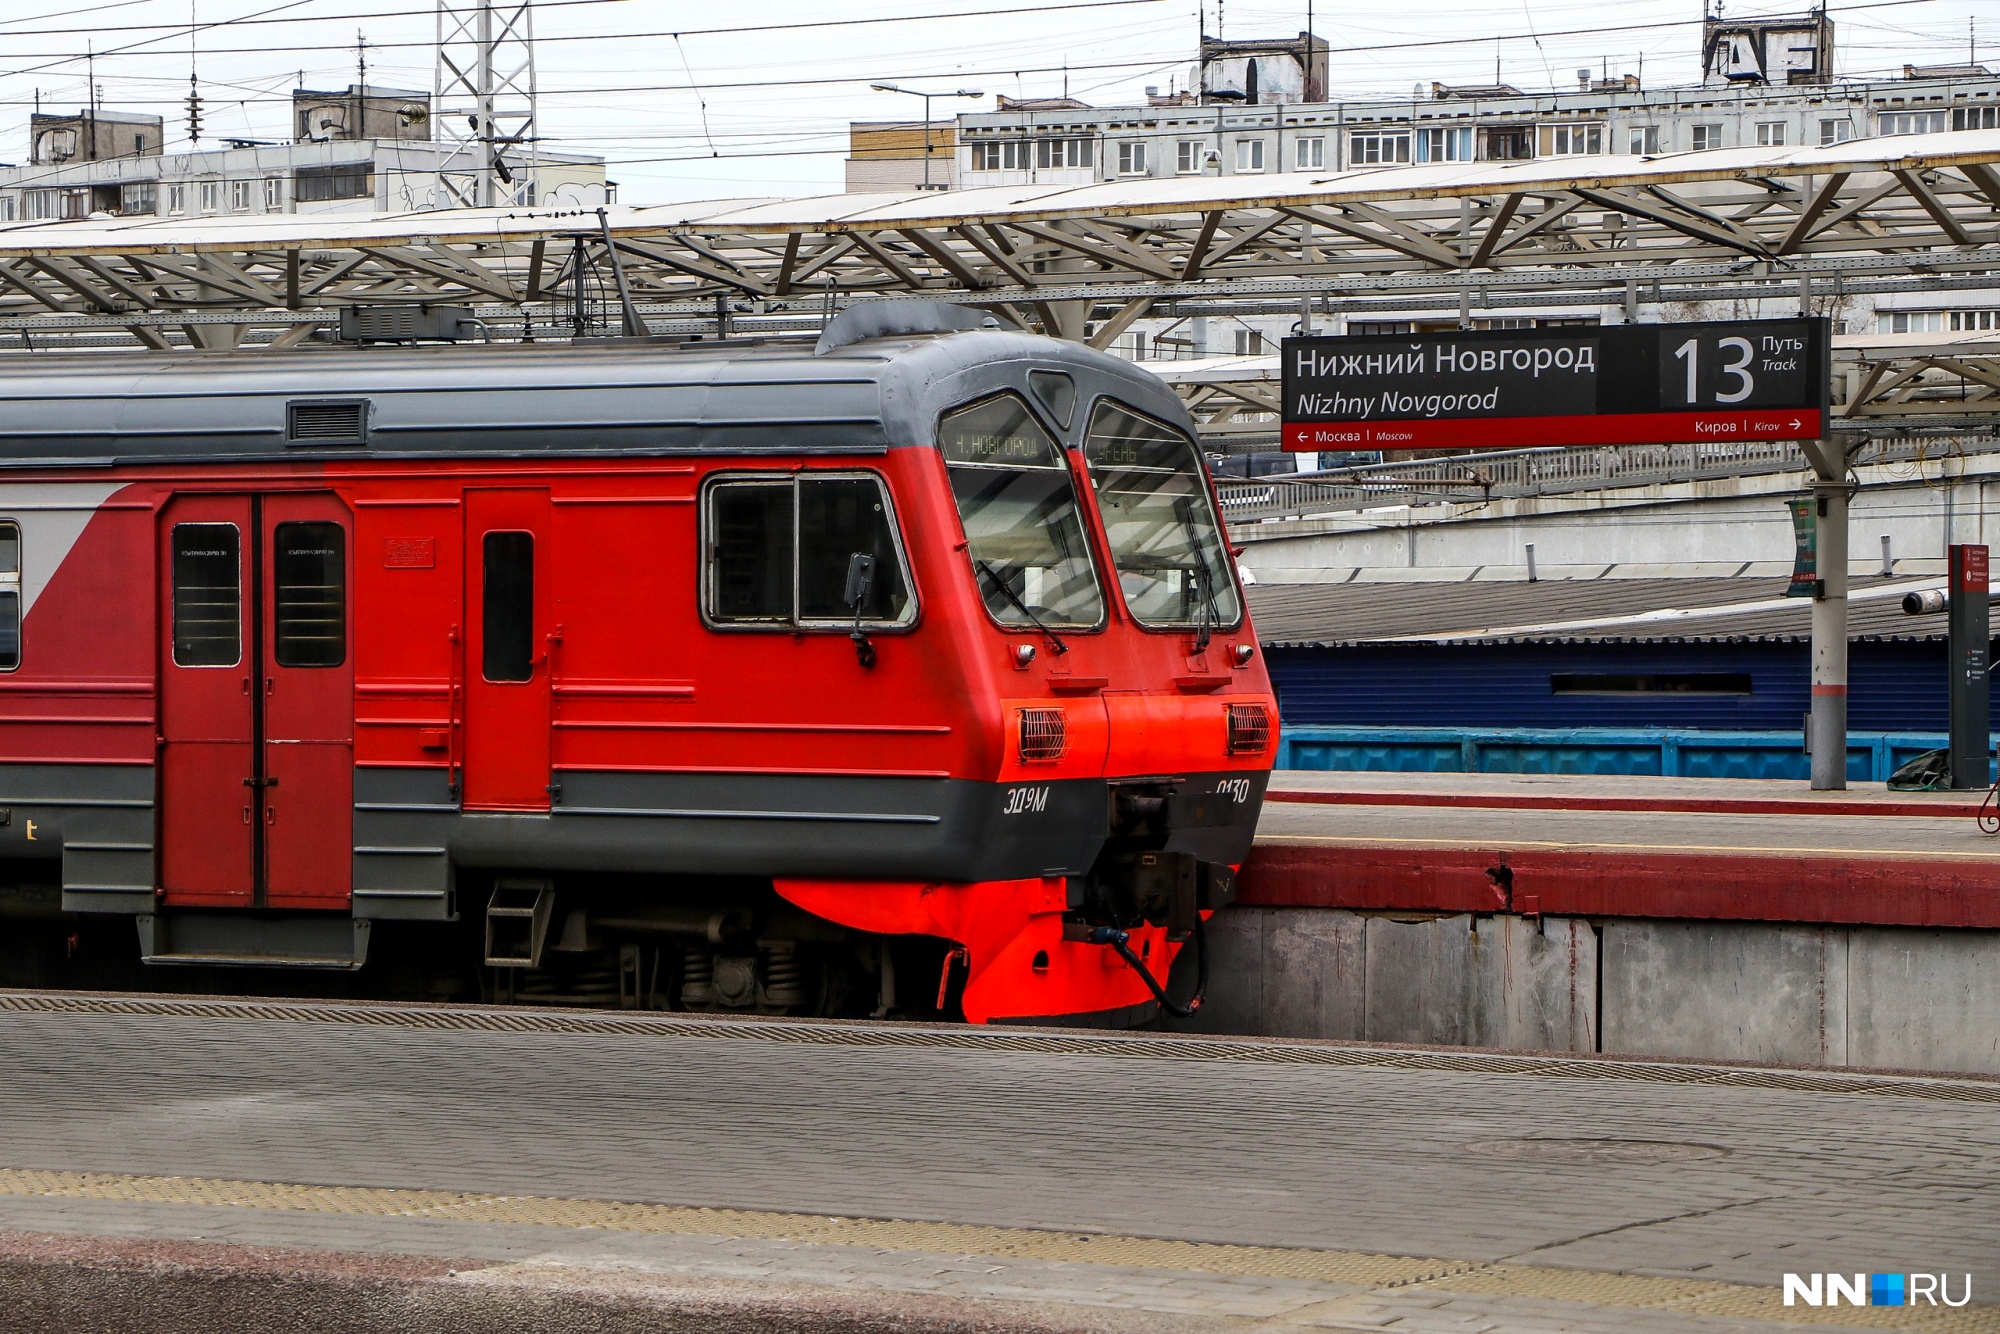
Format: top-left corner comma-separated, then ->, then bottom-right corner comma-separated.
868,83 -> 984,190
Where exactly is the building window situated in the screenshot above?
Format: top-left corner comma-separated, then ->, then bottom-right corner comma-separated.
230,179 -> 252,211
23,189 -> 57,222
1482,127 -> 1531,160
1629,125 -> 1662,154
1176,140 -> 1204,174
1879,110 -> 1948,136
1116,140 -> 1147,175
1756,121 -> 1787,147
1885,311 -> 1945,334
1690,123 -> 1724,151
1124,331 -> 1148,360
1953,106 -> 2000,131
1417,127 -> 1472,163
1819,118 -> 1855,146
1544,123 -> 1603,156
120,182 -> 156,215
971,140 -> 1031,171
198,180 -> 220,212
263,177 -> 283,211
0,196 -> 13,222
166,182 -> 187,215
1233,329 -> 1265,355
1295,135 -> 1324,169
1349,131 -> 1410,165
1893,310 -> 2000,333
1035,137 -> 1092,170
705,474 -> 915,629
294,164 -> 372,202
1234,138 -> 1265,172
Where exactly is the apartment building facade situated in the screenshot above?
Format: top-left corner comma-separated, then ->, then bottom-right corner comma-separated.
0,85 -> 608,225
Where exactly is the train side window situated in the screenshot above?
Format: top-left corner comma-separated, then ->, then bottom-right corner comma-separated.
171,523 -> 242,667
0,522 -> 18,671
482,531 -> 535,682
273,522 -> 346,667
705,474 -> 914,629
798,479 -> 910,623
710,482 -> 793,622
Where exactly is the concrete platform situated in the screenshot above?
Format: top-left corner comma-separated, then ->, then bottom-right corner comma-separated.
0,992 -> 1995,1331
1250,771 -> 2000,926
1180,772 -> 2000,1074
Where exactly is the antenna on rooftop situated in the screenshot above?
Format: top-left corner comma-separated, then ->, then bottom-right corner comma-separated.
435,0 -> 540,209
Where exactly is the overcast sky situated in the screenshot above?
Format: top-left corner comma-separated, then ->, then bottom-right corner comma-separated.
0,0 -> 1989,203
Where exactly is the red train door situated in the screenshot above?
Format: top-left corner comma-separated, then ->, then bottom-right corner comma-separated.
159,496 -> 257,906
158,494 -> 354,908
259,494 -> 355,908
462,489 -> 553,811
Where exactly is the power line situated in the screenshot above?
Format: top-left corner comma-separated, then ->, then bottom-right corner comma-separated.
0,0 -> 1168,45
0,0 -> 1949,79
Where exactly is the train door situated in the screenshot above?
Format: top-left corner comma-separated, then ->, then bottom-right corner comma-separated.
461,488 -> 553,811
157,493 -> 354,908
259,495 -> 355,908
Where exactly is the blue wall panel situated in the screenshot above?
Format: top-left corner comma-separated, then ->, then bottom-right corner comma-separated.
1277,728 -> 1961,782
1266,641 -> 1957,734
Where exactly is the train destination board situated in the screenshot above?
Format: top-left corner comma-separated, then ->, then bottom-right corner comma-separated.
1282,317 -> 1829,451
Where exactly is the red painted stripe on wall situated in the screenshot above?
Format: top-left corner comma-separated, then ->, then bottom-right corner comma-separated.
1264,788 -> 1977,820
1239,841 -> 2000,929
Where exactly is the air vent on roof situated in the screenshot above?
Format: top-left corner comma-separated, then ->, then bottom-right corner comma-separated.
287,399 -> 369,446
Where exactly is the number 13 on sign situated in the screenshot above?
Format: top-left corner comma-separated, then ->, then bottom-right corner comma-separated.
1674,336 -> 1755,404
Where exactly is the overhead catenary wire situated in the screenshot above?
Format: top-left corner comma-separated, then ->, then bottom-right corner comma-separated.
0,0 -> 1950,66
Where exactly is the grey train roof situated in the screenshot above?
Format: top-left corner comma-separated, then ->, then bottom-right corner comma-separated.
0,328 -> 1191,467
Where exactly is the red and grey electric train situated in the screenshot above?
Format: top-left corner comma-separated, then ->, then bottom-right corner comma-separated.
0,305 -> 1273,1025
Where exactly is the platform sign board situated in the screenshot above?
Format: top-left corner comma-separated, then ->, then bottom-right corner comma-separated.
1282,317 -> 1829,452
1948,544 -> 1990,789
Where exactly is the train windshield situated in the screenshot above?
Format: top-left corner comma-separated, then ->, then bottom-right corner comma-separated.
937,394 -> 1105,630
1082,401 -> 1242,631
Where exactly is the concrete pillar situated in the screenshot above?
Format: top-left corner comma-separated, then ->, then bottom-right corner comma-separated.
1810,479 -> 1849,790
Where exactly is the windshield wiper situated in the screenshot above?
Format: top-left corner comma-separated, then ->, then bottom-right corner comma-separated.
1176,497 -> 1223,654
976,559 -> 1069,655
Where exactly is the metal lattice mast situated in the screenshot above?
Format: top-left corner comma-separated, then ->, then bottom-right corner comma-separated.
434,0 -> 538,209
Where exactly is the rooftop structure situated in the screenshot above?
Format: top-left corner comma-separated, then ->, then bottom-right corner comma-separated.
0,84 -> 606,225
844,121 -> 958,193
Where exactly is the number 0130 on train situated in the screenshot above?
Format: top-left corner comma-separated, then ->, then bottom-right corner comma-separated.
0,305 -> 1274,1027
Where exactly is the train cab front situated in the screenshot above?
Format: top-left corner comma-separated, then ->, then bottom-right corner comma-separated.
780,351 -> 1276,1028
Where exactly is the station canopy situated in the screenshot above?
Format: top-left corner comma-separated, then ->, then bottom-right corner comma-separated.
0,129 -> 1995,356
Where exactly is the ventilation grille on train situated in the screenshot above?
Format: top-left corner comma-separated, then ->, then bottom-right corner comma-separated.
1226,704 -> 1270,756
1018,708 -> 1067,763
286,399 -> 369,446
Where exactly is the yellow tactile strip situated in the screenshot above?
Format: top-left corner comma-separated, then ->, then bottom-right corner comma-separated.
3,991 -> 1997,1105
0,1168 -> 1990,1332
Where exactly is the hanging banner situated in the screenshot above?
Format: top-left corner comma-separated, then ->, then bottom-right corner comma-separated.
1281,317 -> 1830,451
1786,496 -> 1818,597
